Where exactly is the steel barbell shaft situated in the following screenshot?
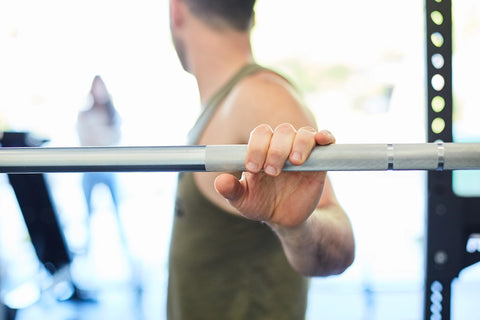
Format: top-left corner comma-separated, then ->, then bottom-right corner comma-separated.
0,143 -> 479,173
0,145 -> 206,173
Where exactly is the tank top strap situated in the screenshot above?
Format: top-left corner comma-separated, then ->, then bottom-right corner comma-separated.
187,64 -> 266,144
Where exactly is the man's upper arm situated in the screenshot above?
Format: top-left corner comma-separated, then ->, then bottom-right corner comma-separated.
228,71 -> 318,142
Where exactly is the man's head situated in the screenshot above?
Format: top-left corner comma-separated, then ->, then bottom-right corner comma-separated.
170,0 -> 256,72
182,0 -> 256,31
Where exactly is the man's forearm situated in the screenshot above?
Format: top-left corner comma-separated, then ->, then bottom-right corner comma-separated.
268,205 -> 355,277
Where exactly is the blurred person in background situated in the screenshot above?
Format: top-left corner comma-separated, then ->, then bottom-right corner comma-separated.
76,75 -> 124,251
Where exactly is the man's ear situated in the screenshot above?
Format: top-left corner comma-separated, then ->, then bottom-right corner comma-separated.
170,0 -> 185,29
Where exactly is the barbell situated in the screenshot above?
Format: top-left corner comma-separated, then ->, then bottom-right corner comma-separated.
0,142 -> 479,173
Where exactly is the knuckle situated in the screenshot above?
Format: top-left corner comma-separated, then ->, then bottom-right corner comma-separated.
251,124 -> 273,135
268,147 -> 285,161
274,123 -> 296,134
295,127 -> 316,147
298,126 -> 317,134
248,144 -> 266,156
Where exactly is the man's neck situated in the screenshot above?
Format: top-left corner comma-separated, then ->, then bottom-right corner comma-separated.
186,25 -> 254,106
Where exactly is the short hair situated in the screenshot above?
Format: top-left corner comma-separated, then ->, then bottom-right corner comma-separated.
183,0 -> 256,31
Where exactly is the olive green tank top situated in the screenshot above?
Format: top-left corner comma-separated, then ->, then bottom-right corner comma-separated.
167,64 -> 309,320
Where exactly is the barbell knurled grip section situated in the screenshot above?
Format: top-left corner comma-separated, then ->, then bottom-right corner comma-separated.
206,144 -> 392,172
283,144 -> 389,171
205,143 -> 480,172
444,143 -> 480,170
392,143 -> 440,170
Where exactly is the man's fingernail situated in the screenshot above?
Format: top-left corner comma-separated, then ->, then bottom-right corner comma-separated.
321,129 -> 333,139
291,152 -> 302,162
265,166 -> 277,176
246,162 -> 259,172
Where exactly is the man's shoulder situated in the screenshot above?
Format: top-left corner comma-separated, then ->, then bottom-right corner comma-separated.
218,68 -> 316,138
229,69 -> 304,115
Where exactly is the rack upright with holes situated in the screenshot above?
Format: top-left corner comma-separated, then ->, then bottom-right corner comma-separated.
424,0 -> 480,319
